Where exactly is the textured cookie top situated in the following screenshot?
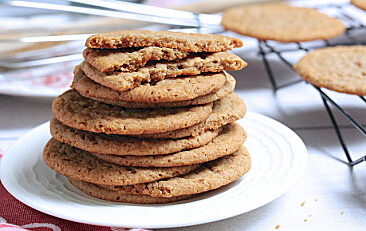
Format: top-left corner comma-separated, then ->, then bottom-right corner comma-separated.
68,178 -> 192,204
73,66 -> 227,103
52,90 -> 212,135
80,51 -> 246,92
99,146 -> 251,198
74,71 -> 236,108
43,139 -> 198,186
50,118 -> 221,156
85,30 -> 243,51
352,0 -> 366,10
83,47 -> 189,73
135,93 -> 246,139
294,46 -> 366,96
92,122 -> 246,167
222,3 -> 345,42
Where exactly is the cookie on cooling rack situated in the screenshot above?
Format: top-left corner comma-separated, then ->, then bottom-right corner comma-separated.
221,3 -> 346,43
294,45 -> 366,96
352,0 -> 366,10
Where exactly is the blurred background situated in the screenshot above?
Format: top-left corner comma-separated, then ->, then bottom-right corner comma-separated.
0,0 -> 276,97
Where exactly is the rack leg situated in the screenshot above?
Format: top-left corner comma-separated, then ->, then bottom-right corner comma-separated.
257,41 -> 278,92
320,95 -> 365,166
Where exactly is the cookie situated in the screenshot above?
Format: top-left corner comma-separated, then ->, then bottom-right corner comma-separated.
222,3 -> 345,42
50,118 -> 221,156
86,30 -> 243,51
44,139 -> 199,186
72,65 -> 227,103
75,72 -> 235,108
352,0 -> 366,10
80,52 -> 246,92
134,93 -> 246,139
294,46 -> 366,96
83,47 -> 189,73
98,146 -> 251,198
82,72 -> 236,108
92,123 -> 246,167
52,90 -> 213,135
68,178 -> 192,204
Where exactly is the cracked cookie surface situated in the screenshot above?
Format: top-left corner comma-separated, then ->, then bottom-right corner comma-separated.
83,47 -> 189,73
86,30 -> 243,51
80,52 -> 246,92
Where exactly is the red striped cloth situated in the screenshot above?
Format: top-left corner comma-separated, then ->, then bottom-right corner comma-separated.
0,140 -> 150,231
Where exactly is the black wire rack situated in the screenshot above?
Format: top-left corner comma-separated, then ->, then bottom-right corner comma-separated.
256,2 -> 366,166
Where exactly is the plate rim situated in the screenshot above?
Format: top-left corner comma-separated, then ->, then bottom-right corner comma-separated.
0,111 -> 308,228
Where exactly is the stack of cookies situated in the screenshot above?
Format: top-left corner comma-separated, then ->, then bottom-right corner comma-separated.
43,30 -> 251,204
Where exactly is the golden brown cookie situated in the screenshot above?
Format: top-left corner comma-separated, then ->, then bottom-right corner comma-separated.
78,73 -> 236,108
80,52 -> 246,92
44,138 -> 199,186
91,123 -> 246,167
98,146 -> 251,198
86,30 -> 243,51
352,0 -> 366,10
72,65 -> 227,103
134,93 -> 246,139
68,178 -> 192,204
294,45 -> 366,96
83,47 -> 189,73
52,90 -> 213,135
84,72 -> 236,108
222,3 -> 345,42
50,118 -> 221,156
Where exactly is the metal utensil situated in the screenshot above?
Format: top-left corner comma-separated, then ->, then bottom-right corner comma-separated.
5,0 -> 222,27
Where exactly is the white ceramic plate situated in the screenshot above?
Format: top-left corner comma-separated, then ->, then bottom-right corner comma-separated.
0,112 -> 307,229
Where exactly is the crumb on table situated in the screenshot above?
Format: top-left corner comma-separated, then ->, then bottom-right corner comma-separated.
275,225 -> 280,229
301,201 -> 306,206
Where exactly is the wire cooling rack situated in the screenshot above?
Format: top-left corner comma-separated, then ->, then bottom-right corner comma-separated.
256,2 -> 366,166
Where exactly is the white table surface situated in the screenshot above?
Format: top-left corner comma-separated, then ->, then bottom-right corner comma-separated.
1,1 -> 366,230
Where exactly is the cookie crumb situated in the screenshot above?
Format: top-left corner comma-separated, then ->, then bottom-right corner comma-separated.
275,225 -> 280,229
300,201 -> 306,206
314,198 -> 318,202
341,211 -> 344,215
304,219 -> 308,222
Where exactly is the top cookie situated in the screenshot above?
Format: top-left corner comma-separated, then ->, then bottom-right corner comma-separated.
222,3 -> 345,42
85,30 -> 243,52
352,0 -> 366,10
294,45 -> 366,96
